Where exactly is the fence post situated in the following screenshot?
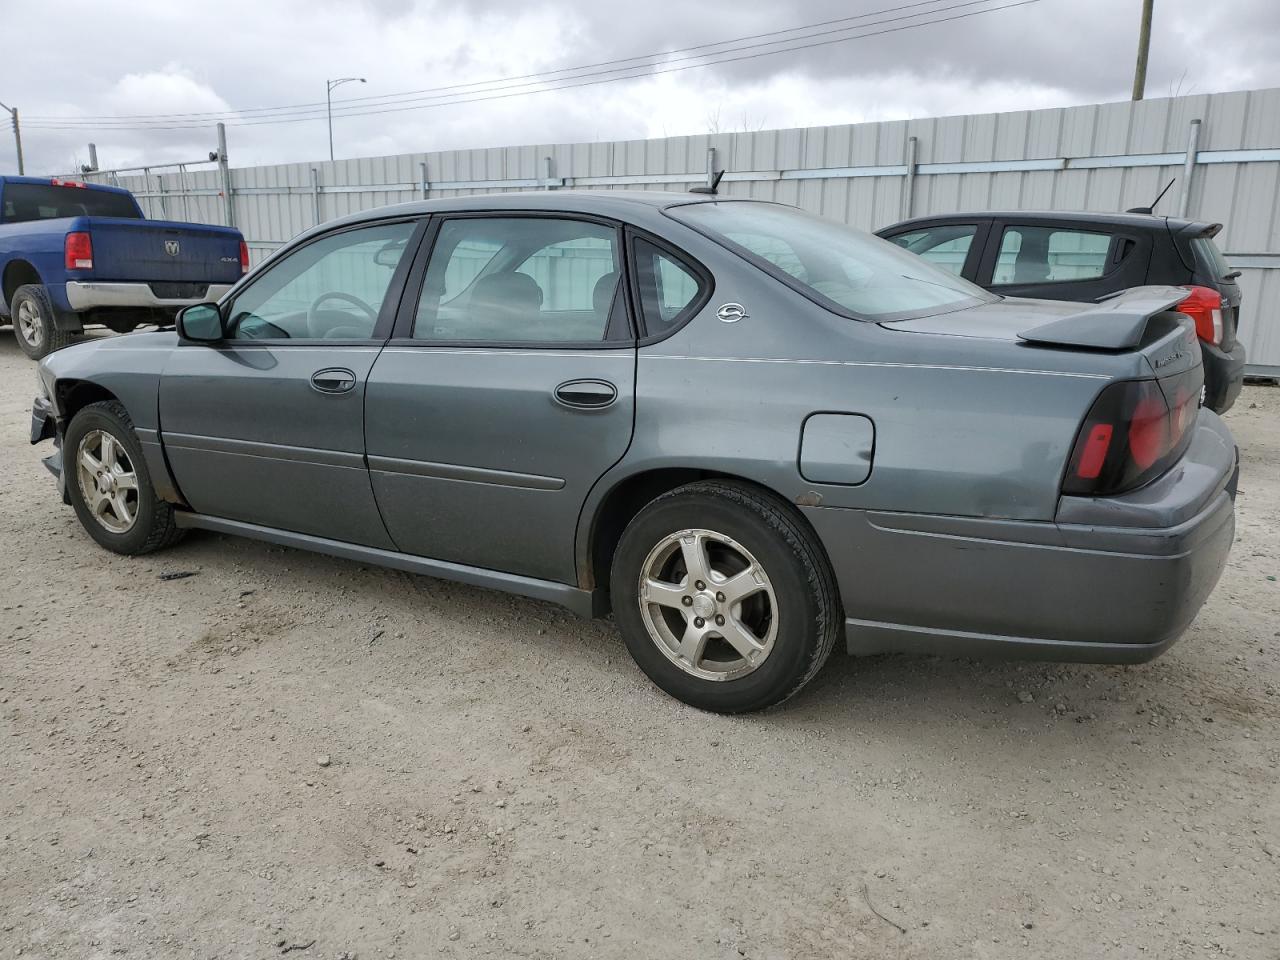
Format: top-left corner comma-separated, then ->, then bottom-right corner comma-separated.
420,160 -> 429,199
216,122 -> 235,228
706,146 -> 716,186
903,136 -> 919,220
1178,119 -> 1201,218
310,167 -> 321,226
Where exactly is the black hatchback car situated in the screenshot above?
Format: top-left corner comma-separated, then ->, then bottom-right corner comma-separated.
876,211 -> 1246,413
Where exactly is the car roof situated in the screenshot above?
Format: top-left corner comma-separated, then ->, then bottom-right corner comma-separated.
881,209 -> 1215,234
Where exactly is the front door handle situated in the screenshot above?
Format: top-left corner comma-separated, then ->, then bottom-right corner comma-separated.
553,379 -> 617,410
310,367 -> 357,394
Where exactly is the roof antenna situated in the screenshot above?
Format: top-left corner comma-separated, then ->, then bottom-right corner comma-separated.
690,169 -> 725,195
1126,178 -> 1176,215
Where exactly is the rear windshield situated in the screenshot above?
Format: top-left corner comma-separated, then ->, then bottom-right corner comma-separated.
1190,234 -> 1232,281
668,201 -> 996,321
0,183 -> 141,223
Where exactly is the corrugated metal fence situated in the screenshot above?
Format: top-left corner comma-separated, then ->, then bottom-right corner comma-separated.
87,87 -> 1280,374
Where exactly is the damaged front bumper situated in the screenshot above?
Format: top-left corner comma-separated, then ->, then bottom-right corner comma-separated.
30,394 -> 68,501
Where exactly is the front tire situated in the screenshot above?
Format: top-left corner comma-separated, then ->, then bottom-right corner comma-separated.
64,400 -> 184,555
12,284 -> 74,360
610,480 -> 841,713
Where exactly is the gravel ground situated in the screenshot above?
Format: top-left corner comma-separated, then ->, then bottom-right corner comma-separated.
1,335 -> 1278,960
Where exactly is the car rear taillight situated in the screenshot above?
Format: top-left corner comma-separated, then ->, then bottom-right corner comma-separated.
239,240 -> 250,275
1062,370 -> 1202,497
1177,285 -> 1223,346
64,231 -> 93,270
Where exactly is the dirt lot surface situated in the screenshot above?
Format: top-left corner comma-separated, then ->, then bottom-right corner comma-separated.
1,336 -> 1278,960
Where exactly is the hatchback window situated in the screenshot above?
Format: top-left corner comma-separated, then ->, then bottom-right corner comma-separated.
888,224 -> 978,276
670,201 -> 993,321
0,182 -> 141,222
1190,235 -> 1233,281
992,226 -> 1112,285
226,221 -> 416,340
414,218 -> 620,342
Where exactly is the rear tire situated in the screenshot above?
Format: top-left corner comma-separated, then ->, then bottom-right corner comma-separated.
12,284 -> 74,360
610,480 -> 841,713
64,400 -> 184,555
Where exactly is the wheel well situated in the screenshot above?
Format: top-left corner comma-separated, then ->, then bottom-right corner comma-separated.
56,380 -> 119,422
2,260 -> 41,310
587,469 -> 810,612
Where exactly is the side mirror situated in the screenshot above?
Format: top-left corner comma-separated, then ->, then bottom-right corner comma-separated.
177,303 -> 224,343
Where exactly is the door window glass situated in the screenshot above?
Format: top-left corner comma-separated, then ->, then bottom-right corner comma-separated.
992,226 -> 1112,285
414,218 -> 619,342
631,238 -> 704,335
888,224 -> 978,276
227,222 -> 415,340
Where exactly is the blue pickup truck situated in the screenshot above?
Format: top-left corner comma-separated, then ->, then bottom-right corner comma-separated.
0,176 -> 245,359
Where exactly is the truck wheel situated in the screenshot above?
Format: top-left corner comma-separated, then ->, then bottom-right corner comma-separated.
610,480 -> 841,713
64,400 -> 184,555
12,284 -> 74,360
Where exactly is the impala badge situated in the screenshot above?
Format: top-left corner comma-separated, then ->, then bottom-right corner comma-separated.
164,240 -> 180,257
716,302 -> 748,323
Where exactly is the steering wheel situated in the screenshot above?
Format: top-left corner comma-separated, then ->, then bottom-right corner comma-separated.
307,291 -> 378,338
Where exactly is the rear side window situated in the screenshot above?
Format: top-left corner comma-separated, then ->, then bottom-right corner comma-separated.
414,217 -> 621,343
0,183 -> 141,223
888,224 -> 979,276
631,238 -> 705,335
992,226 -> 1112,284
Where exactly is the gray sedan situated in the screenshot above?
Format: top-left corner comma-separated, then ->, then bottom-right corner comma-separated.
30,192 -> 1238,712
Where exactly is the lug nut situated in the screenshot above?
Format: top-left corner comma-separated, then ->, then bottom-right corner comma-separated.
681,596 -> 693,606
695,580 -> 706,591
694,617 -> 705,628
715,615 -> 725,626
716,592 -> 725,602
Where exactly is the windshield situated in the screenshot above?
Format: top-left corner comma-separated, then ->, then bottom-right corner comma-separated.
669,201 -> 996,320
1,183 -> 142,223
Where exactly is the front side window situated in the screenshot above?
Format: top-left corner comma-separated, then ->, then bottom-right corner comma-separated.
226,221 -> 416,340
888,224 -> 978,277
992,226 -> 1113,285
413,218 -> 620,342
669,201 -> 994,321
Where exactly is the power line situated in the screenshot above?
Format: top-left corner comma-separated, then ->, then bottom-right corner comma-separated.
23,0 -> 1044,132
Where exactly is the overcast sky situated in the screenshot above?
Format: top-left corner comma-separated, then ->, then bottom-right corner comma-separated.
2,0 -> 1278,176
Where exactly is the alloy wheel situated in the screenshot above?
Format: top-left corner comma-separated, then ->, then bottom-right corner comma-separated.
76,429 -> 140,534
15,299 -> 42,349
637,528 -> 778,682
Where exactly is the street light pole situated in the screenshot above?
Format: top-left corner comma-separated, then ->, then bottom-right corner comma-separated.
326,77 -> 366,162
0,99 -> 24,174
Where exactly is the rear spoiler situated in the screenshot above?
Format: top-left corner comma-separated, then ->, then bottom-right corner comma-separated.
1017,286 -> 1190,351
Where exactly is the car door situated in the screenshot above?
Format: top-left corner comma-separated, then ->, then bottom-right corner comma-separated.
976,219 -> 1150,302
159,217 -> 424,548
880,219 -> 990,281
364,213 -> 636,585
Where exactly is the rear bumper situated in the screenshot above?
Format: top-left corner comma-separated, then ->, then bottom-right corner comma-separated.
805,413 -> 1238,663
64,281 -> 234,312
1201,340 -> 1246,414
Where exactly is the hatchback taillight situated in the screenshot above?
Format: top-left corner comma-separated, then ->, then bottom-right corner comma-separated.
1177,285 -> 1223,346
239,240 -> 249,275
64,231 -> 93,270
1062,370 -> 1201,497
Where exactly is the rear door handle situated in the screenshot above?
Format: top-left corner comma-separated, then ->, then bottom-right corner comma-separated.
310,367 -> 357,394
553,379 -> 617,410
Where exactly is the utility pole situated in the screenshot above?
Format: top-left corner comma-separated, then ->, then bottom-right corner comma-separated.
0,100 -> 23,174
326,77 -> 366,162
1132,0 -> 1154,101
214,122 -> 234,228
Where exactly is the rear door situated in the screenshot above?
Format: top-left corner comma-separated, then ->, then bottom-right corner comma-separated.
159,217 -> 424,548
976,219 -> 1150,302
364,213 -> 636,584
